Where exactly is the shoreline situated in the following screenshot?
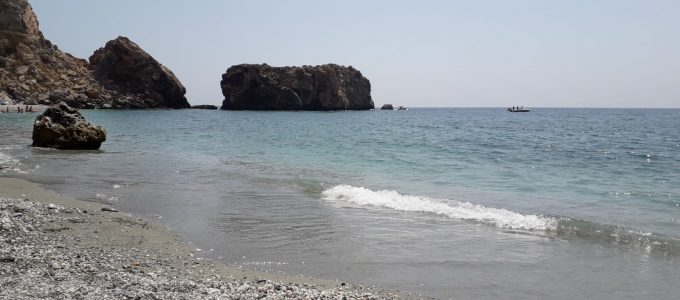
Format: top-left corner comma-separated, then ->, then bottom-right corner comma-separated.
0,177 -> 407,299
0,104 -> 49,113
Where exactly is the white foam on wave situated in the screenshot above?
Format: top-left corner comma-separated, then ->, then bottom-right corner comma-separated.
0,151 -> 16,165
321,185 -> 557,231
0,151 -> 19,173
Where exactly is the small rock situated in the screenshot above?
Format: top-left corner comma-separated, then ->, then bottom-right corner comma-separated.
16,66 -> 30,75
0,256 -> 17,263
47,204 -> 57,210
101,207 -> 118,212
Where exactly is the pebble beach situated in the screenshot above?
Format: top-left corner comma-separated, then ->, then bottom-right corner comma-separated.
0,177 -> 401,299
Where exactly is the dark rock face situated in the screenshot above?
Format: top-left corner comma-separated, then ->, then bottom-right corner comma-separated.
221,64 -> 373,111
32,102 -> 106,150
0,0 -> 190,109
381,104 -> 394,110
89,37 -> 189,109
191,104 -> 218,110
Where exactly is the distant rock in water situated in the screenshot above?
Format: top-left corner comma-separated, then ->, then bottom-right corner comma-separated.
89,37 -> 190,109
0,0 -> 190,109
221,64 -> 373,111
191,104 -> 218,110
32,102 -> 106,150
381,104 -> 394,110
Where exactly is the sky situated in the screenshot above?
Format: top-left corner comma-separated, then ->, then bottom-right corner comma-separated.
31,0 -> 680,108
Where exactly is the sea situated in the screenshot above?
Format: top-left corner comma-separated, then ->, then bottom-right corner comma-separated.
1,108 -> 679,299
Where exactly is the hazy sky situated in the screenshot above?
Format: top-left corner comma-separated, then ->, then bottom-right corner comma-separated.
32,0 -> 680,108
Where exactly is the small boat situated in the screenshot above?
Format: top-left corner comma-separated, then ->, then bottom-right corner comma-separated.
397,106 -> 408,111
507,107 -> 530,112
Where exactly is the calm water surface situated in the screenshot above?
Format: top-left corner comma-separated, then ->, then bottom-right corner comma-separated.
1,108 -> 679,299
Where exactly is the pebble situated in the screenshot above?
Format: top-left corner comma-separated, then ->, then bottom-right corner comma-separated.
101,207 -> 118,212
0,256 -> 16,263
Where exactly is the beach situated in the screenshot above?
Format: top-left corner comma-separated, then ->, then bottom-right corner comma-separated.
2,108 -> 679,299
0,104 -> 48,114
0,177 -> 400,299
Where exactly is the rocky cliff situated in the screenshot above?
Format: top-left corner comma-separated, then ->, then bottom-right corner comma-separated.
221,64 -> 373,111
0,0 -> 189,109
89,37 -> 189,109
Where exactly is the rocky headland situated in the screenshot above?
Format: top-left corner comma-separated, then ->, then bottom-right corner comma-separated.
0,0 -> 190,109
221,64 -> 373,111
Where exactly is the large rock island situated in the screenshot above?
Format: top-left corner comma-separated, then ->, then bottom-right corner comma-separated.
221,64 -> 373,111
0,0 -> 190,109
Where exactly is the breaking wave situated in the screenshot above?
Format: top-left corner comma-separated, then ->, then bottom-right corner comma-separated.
321,185 -> 556,230
321,185 -> 680,255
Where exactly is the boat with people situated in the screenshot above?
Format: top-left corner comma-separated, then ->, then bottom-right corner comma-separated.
507,106 -> 530,112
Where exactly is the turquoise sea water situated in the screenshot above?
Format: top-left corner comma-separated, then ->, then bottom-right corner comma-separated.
2,108 -> 679,299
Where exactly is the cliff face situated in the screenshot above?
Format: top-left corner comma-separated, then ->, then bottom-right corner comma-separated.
0,0 -> 189,109
221,64 -> 373,111
89,37 -> 189,109
0,0 -> 40,37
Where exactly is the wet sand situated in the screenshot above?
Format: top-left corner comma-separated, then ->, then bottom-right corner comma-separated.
0,177 -> 406,299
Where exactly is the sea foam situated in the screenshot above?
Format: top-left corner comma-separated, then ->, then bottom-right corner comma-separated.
321,185 -> 556,231
0,151 -> 16,165
0,151 -> 19,173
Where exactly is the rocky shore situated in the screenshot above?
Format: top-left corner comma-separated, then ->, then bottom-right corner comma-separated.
0,178 -> 401,299
0,0 -> 190,109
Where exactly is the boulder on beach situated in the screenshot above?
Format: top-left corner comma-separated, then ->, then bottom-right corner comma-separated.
381,104 -> 394,110
32,102 -> 106,150
221,64 -> 373,111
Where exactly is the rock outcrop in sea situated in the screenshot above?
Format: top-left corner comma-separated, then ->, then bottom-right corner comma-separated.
32,102 -> 106,150
221,64 -> 373,111
191,104 -> 218,110
380,104 -> 394,110
0,0 -> 189,109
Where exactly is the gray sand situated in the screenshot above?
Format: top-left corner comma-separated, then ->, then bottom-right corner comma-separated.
0,177 -> 406,299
